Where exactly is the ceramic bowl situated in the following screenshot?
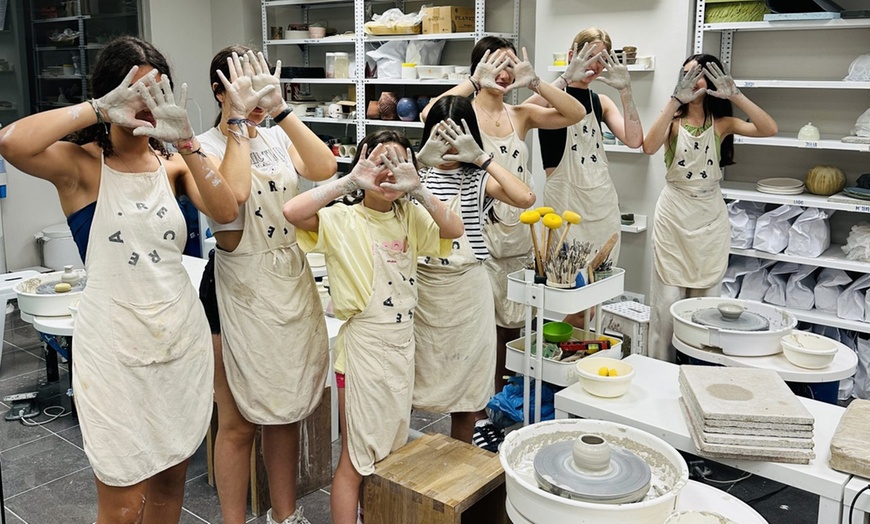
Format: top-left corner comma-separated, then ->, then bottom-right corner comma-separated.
575,356 -> 634,398
781,331 -> 838,369
665,510 -> 737,524
542,321 -> 573,343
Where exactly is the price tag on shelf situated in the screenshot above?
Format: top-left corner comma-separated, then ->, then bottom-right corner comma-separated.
793,199 -> 805,206
802,141 -> 818,148
855,205 -> 870,213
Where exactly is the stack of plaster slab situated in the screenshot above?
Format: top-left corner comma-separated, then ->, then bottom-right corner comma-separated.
679,365 -> 815,465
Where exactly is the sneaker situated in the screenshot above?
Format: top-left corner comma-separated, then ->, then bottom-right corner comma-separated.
267,507 -> 311,524
472,420 -> 504,453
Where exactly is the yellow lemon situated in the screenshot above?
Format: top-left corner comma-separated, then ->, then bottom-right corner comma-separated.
598,367 -> 609,377
608,368 -> 619,377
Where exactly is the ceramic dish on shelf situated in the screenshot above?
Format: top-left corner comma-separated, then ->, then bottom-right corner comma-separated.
756,177 -> 804,189
843,187 -> 870,200
755,185 -> 804,195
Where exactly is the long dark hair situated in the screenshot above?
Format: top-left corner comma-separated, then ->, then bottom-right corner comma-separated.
209,45 -> 262,127
69,36 -> 172,159
670,53 -> 735,167
470,36 -> 516,78
420,96 -> 483,168
343,130 -> 416,205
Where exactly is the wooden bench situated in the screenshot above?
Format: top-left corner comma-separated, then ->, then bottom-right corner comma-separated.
363,433 -> 507,524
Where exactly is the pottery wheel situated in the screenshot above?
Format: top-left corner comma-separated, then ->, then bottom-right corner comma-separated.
533,441 -> 651,504
35,278 -> 87,294
691,308 -> 769,331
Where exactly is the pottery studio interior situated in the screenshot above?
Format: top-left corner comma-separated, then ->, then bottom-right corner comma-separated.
1,0 -> 870,523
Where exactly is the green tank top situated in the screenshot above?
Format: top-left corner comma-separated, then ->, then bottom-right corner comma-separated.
664,121 -> 721,168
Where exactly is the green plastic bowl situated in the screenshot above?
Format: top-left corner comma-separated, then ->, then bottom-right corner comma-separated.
543,321 -> 574,343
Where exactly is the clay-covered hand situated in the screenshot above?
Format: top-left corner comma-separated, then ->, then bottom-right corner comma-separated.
597,50 -> 631,91
672,64 -> 706,104
344,143 -> 387,194
217,52 -> 275,119
471,49 -> 511,92
562,42 -> 598,83
416,123 -> 451,167
248,50 -> 286,114
703,62 -> 740,99
440,119 -> 486,165
133,75 -> 194,144
95,65 -> 156,129
379,145 -> 421,194
505,48 -> 540,92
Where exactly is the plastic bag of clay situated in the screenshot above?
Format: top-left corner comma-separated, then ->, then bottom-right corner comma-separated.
366,40 -> 408,78
406,40 -> 445,68
726,256 -> 774,301
785,264 -> 817,311
365,7 -> 424,35
785,208 -> 832,258
728,200 -> 767,249
845,53 -> 870,82
838,273 -> 870,321
721,256 -> 755,298
853,336 -> 870,400
852,108 -> 870,138
753,205 -> 804,254
763,261 -> 797,306
815,268 -> 852,315
842,223 -> 870,262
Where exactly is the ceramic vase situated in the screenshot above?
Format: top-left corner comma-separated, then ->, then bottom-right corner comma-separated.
366,101 -> 380,120
378,91 -> 398,120
572,434 -> 611,473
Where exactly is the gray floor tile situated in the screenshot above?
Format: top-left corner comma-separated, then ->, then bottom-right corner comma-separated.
0,433 -> 91,498
55,424 -> 84,450
0,347 -> 44,382
409,409 -> 444,431
297,488 -> 331,524
182,472 -> 236,523
4,325 -> 42,352
4,465 -> 96,524
1,509 -> 27,524
185,439 -> 209,483
0,409 -> 53,452
180,508 -> 211,523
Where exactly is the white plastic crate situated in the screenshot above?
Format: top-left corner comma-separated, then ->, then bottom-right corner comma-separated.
505,328 -> 623,387
601,301 -> 650,357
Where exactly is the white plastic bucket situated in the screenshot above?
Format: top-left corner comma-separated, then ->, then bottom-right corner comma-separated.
38,223 -> 83,270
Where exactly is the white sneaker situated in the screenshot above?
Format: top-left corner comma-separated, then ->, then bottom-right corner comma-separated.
266,507 -> 311,524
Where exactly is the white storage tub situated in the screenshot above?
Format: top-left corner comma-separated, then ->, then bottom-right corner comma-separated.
506,328 -> 622,386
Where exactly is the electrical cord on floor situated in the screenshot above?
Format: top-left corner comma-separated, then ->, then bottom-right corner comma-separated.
849,484 -> 870,524
744,484 -> 789,506
690,461 -> 752,493
20,405 -> 71,426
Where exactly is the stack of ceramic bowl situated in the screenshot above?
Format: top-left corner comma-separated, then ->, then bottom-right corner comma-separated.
843,186 -> 870,201
756,177 -> 804,195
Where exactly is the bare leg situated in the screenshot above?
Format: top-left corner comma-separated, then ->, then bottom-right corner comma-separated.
95,477 -> 148,524
451,411 -> 483,443
332,388 -> 363,524
262,422 -> 300,521
213,334 -> 257,524
142,459 -> 191,524
494,326 -> 521,393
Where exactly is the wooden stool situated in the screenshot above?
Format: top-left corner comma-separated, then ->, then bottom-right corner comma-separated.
206,386 -> 332,516
363,433 -> 507,524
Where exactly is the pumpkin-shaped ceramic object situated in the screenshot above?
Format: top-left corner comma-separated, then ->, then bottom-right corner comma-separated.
378,91 -> 398,120
805,165 -> 846,196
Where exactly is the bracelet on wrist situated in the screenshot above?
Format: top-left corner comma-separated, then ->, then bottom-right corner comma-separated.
272,105 -> 293,123
227,117 -> 254,127
469,77 -> 481,93
87,99 -> 109,134
478,152 -> 494,170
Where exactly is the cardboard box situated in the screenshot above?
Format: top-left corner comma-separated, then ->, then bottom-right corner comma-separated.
422,6 -> 475,34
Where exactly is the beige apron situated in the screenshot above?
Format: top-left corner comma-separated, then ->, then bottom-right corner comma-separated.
413,186 -> 496,413
652,119 -> 729,288
344,205 -> 417,476
215,134 -> 328,424
544,91 -> 621,263
73,155 -> 213,486
480,114 -> 532,328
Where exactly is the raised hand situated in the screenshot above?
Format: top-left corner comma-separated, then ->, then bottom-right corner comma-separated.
471,49 -> 511,92
562,42 -> 598,83
133,75 -> 194,144
216,52 -> 275,119
672,64 -> 706,104
439,119 -> 486,165
95,65 -> 156,129
505,47 -> 540,92
248,50 -> 286,114
345,143 -> 387,194
596,49 -> 631,91
703,62 -> 740,99
416,123 -> 451,167
379,145 -> 421,194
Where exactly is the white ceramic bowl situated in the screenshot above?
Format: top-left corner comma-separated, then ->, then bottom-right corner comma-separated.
575,356 -> 634,398
781,331 -> 838,369
665,510 -> 737,524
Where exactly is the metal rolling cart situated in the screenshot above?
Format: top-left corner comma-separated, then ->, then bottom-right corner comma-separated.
506,268 -> 625,425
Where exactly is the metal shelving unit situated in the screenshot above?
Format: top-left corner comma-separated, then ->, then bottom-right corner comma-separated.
25,0 -> 140,113
262,0 -> 519,144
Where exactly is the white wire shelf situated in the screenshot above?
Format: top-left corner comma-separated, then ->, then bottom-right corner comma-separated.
703,19 -> 870,32
364,32 -> 515,42
735,79 -> 870,90
363,119 -> 423,129
733,134 -> 870,153
720,181 -> 870,214
548,56 -> 655,73
604,143 -> 643,154
266,35 -> 356,45
298,116 -> 356,125
621,214 -> 647,234
730,246 -> 870,274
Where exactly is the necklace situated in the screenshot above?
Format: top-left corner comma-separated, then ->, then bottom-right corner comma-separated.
475,101 -> 505,127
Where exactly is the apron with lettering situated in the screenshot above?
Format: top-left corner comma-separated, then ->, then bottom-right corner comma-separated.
344,204 -> 417,476
73,155 -> 213,486
544,91 -> 621,263
215,134 -> 328,424
413,182 -> 496,413
652,119 -> 729,288
480,113 -> 532,328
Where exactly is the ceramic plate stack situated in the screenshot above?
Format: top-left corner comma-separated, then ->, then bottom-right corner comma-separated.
843,187 -> 870,201
756,177 -> 805,195
678,366 -> 815,464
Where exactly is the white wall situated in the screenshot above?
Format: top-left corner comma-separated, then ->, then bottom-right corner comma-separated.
532,0 -> 695,300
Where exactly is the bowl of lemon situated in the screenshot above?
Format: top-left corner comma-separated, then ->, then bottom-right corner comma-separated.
575,357 -> 634,398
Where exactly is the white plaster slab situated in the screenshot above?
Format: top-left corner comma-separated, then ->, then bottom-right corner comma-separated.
829,399 -> 870,477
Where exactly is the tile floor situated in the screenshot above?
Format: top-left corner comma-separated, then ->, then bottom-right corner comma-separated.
0,304 -> 821,523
